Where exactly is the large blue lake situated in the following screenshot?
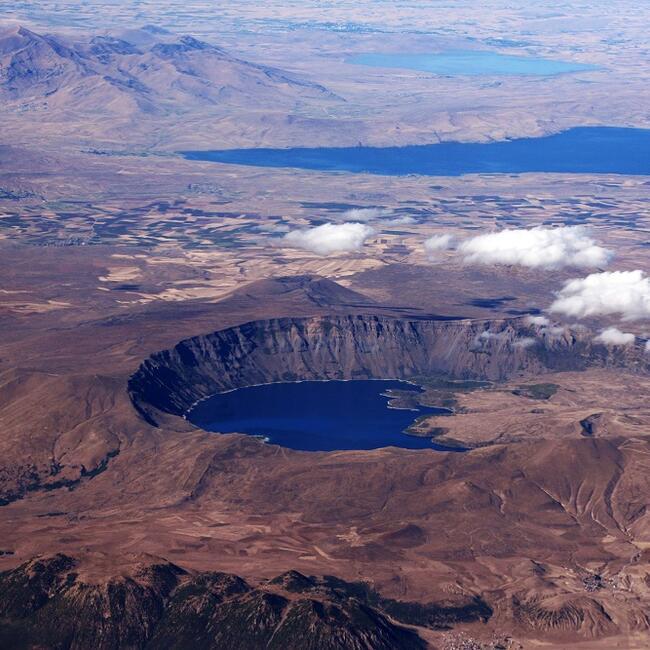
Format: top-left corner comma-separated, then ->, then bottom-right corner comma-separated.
348,50 -> 597,76
188,379 -> 453,452
181,127 -> 650,177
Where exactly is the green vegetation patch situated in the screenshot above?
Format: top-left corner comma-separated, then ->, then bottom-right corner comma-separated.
512,383 -> 559,400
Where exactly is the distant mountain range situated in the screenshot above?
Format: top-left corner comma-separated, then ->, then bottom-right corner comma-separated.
0,24 -> 338,117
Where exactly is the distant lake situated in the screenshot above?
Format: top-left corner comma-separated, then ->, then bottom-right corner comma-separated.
188,379 -> 456,452
348,50 -> 598,76
181,127 -> 650,177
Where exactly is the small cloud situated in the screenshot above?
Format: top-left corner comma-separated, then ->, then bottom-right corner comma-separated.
342,207 -> 387,222
282,222 -> 374,255
550,270 -> 650,321
470,330 -> 508,349
542,325 -> 566,336
383,215 -> 416,226
458,226 -> 612,269
424,234 -> 455,255
472,330 -> 534,350
525,315 -> 550,326
524,315 -> 564,336
514,337 -> 536,349
479,330 -> 508,340
258,222 -> 290,233
594,327 -> 635,346
342,208 -> 415,227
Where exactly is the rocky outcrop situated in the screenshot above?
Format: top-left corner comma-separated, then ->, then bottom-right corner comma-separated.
512,594 -> 618,638
128,314 -> 645,425
580,413 -> 605,436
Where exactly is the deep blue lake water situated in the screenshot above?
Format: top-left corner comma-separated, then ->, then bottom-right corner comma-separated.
188,379 -> 454,452
348,50 -> 597,76
181,127 -> 650,177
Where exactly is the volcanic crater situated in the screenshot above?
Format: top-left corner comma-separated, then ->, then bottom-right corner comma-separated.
127,312 -> 637,432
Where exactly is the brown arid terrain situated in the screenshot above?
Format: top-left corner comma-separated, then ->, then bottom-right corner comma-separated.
1,6 -> 650,649
1,243 -> 650,649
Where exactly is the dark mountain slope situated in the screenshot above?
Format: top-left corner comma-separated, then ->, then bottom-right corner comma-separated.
0,556 -> 492,649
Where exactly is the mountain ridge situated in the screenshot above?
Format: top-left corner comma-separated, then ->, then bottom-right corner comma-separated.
0,553 -> 494,649
0,24 -> 338,117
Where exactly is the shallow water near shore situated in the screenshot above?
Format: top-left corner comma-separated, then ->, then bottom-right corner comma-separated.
188,379 -> 456,452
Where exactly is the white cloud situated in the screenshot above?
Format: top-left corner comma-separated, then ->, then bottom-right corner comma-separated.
457,226 -> 612,269
542,325 -> 566,336
550,270 -> 650,321
282,222 -> 374,255
258,222 -> 290,233
645,340 -> 650,353
594,327 -> 636,346
525,315 -> 550,326
383,215 -> 416,226
342,207 -> 387,222
480,330 -> 507,340
424,234 -> 455,254
472,330 -> 535,350
342,208 -> 415,227
472,330 -> 509,348
514,337 -> 536,348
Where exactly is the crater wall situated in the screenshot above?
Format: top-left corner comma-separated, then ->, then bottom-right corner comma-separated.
128,314 -> 620,426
